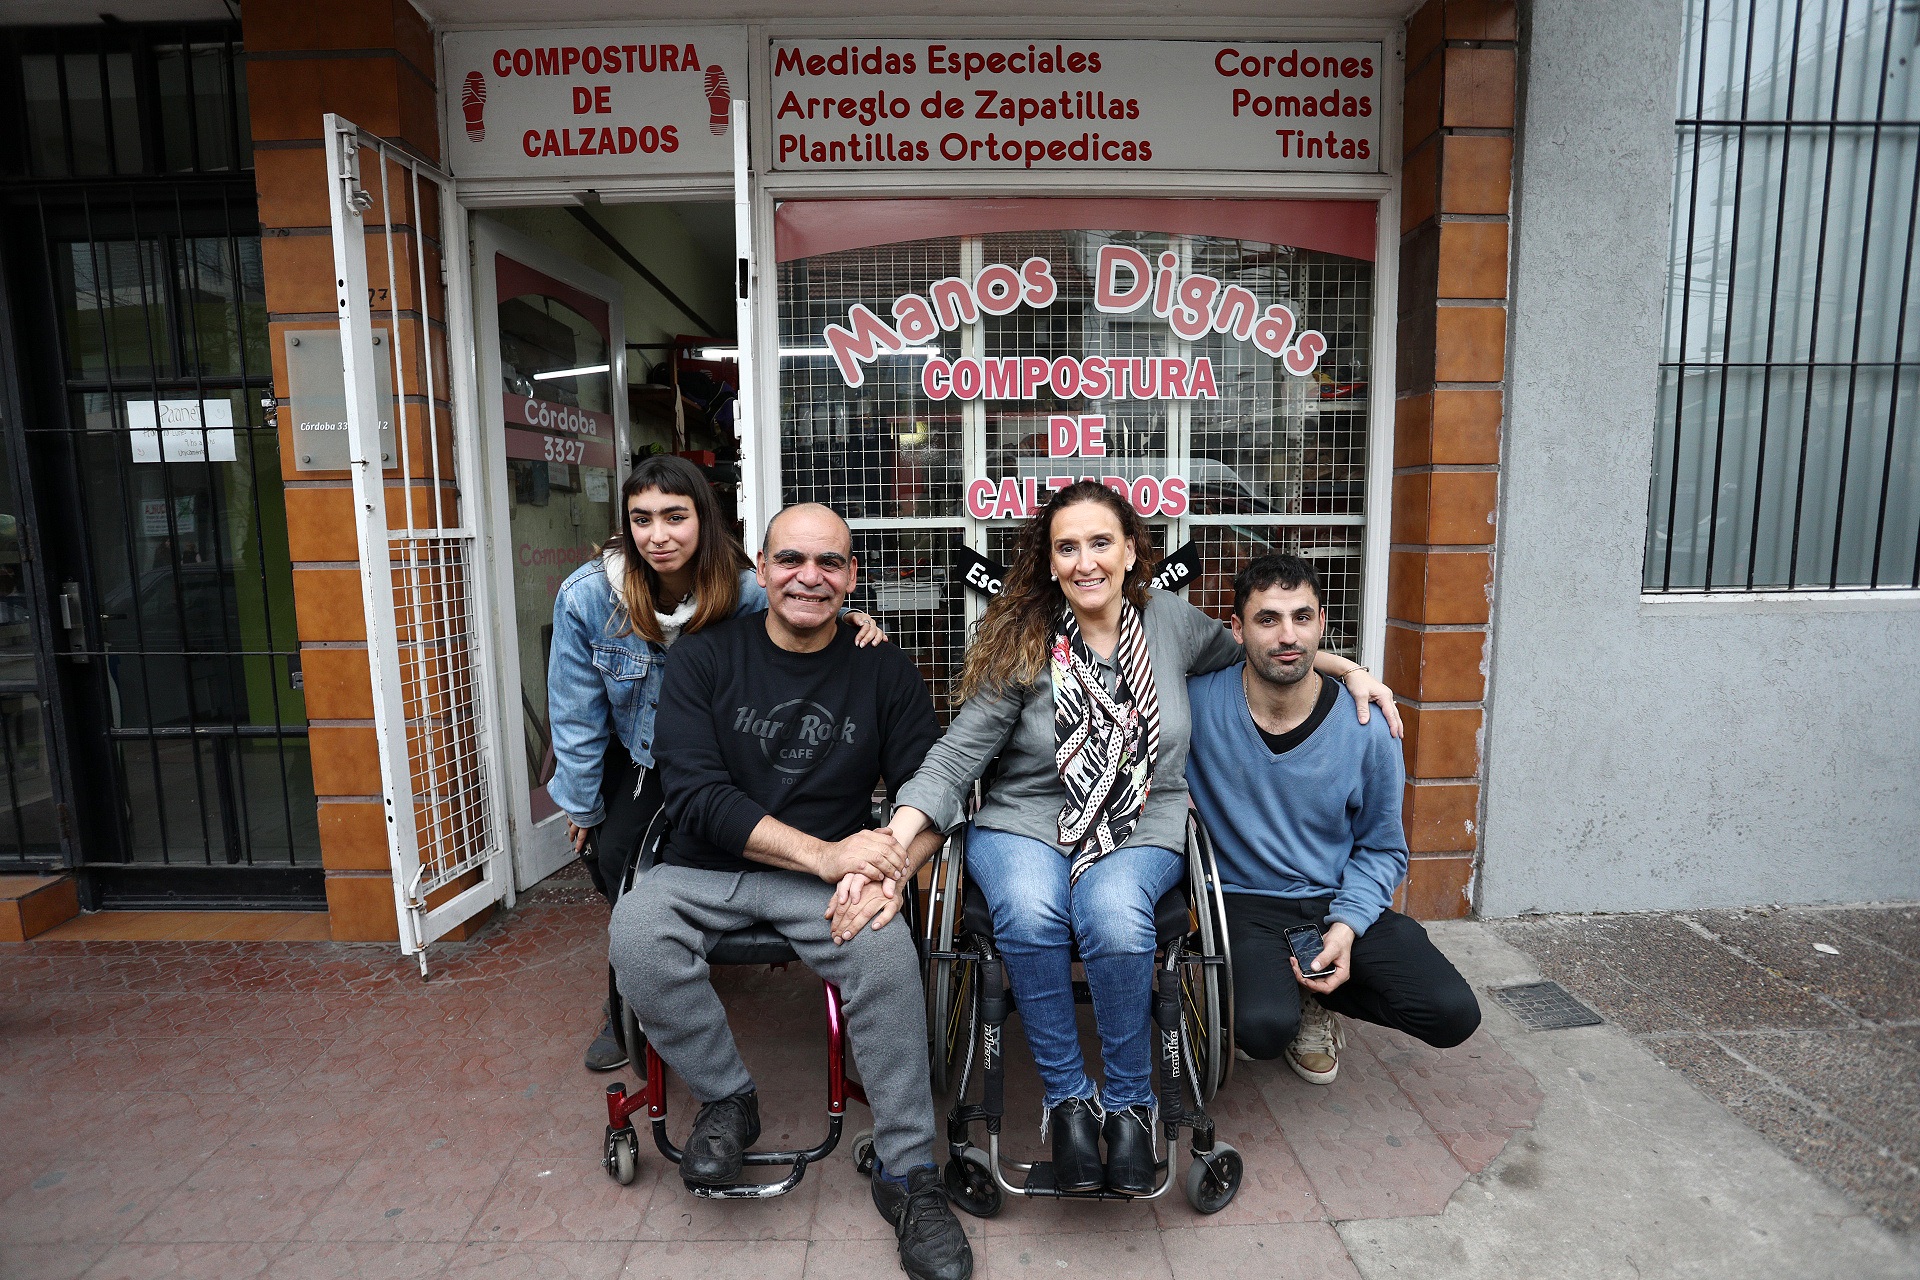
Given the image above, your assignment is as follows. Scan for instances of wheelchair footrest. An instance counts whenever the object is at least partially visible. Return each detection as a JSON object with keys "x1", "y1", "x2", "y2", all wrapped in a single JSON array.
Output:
[
  {"x1": 685, "y1": 1157, "x2": 810, "y2": 1199},
  {"x1": 1019, "y1": 1161, "x2": 1144, "y2": 1199}
]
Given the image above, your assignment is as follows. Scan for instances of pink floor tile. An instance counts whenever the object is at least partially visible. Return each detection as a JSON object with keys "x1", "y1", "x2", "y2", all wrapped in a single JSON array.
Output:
[
  {"x1": 125, "y1": 1154, "x2": 352, "y2": 1244},
  {"x1": 301, "y1": 1152, "x2": 511, "y2": 1243},
  {"x1": 1160, "y1": 1221, "x2": 1362, "y2": 1280},
  {"x1": 799, "y1": 1234, "x2": 910, "y2": 1280},
  {"x1": 468, "y1": 1156, "x2": 664, "y2": 1244},
  {"x1": 0, "y1": 1242, "x2": 110, "y2": 1280},
  {"x1": 1257, "y1": 1038, "x2": 1467, "y2": 1221},
  {"x1": 638, "y1": 1164, "x2": 822, "y2": 1243},
  {"x1": 982, "y1": 1225, "x2": 1172, "y2": 1278},
  {"x1": 620, "y1": 1239, "x2": 808, "y2": 1280},
  {"x1": 74, "y1": 1242, "x2": 282, "y2": 1279},
  {"x1": 0, "y1": 1156, "x2": 197, "y2": 1247},
  {"x1": 441, "y1": 1240, "x2": 632, "y2": 1279},
  {"x1": 1150, "y1": 1072, "x2": 1324, "y2": 1230},
  {"x1": 270, "y1": 1241, "x2": 459, "y2": 1278}
]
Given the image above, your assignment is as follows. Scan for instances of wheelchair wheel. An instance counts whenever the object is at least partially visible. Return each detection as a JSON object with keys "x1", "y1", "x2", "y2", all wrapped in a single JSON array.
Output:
[
  {"x1": 618, "y1": 996, "x2": 645, "y2": 1072},
  {"x1": 944, "y1": 1147, "x2": 1002, "y2": 1218},
  {"x1": 1183, "y1": 812, "x2": 1235, "y2": 1103},
  {"x1": 604, "y1": 1126, "x2": 640, "y2": 1186},
  {"x1": 923, "y1": 830, "x2": 973, "y2": 1095},
  {"x1": 852, "y1": 1129, "x2": 877, "y2": 1177},
  {"x1": 1182, "y1": 1143, "x2": 1241, "y2": 1214}
]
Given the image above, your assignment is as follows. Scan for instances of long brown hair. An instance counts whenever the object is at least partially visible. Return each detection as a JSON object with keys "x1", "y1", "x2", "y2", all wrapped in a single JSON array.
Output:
[
  {"x1": 608, "y1": 455, "x2": 751, "y2": 643},
  {"x1": 955, "y1": 481, "x2": 1155, "y2": 702}
]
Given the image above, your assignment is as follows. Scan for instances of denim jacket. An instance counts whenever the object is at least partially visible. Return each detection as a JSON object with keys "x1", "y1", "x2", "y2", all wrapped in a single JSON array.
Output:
[{"x1": 546, "y1": 551, "x2": 766, "y2": 827}]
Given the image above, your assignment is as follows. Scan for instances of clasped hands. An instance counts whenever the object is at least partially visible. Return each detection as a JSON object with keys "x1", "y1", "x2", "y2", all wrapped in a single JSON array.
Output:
[{"x1": 818, "y1": 824, "x2": 912, "y2": 945}]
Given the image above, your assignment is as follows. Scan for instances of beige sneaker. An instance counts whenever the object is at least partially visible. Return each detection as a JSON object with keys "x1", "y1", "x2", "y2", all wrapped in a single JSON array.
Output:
[{"x1": 1286, "y1": 994, "x2": 1345, "y2": 1085}]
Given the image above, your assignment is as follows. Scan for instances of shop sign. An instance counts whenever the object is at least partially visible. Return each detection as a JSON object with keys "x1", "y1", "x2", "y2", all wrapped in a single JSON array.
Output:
[
  {"x1": 769, "y1": 39, "x2": 1381, "y2": 172},
  {"x1": 127, "y1": 399, "x2": 235, "y2": 465},
  {"x1": 815, "y1": 245, "x2": 1328, "y2": 522},
  {"x1": 441, "y1": 26, "x2": 750, "y2": 179},
  {"x1": 284, "y1": 328, "x2": 395, "y2": 471}
]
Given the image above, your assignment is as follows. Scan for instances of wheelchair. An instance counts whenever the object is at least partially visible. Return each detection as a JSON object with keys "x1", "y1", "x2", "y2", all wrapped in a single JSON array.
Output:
[
  {"x1": 916, "y1": 807, "x2": 1242, "y2": 1215},
  {"x1": 598, "y1": 811, "x2": 915, "y2": 1198}
]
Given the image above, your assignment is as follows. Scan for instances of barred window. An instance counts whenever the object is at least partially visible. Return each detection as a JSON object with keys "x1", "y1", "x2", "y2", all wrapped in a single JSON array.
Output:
[{"x1": 1648, "y1": 0, "x2": 1920, "y2": 592}]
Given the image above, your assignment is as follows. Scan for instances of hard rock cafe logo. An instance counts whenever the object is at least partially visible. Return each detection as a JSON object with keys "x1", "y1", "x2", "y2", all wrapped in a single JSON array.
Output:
[{"x1": 733, "y1": 700, "x2": 856, "y2": 775}]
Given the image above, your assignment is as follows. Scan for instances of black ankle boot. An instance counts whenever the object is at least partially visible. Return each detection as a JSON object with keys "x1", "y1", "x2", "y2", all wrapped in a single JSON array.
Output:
[
  {"x1": 1102, "y1": 1104, "x2": 1155, "y2": 1195},
  {"x1": 1048, "y1": 1097, "x2": 1103, "y2": 1191}
]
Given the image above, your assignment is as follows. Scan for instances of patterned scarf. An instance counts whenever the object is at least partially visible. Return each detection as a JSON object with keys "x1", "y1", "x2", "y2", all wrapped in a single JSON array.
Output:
[{"x1": 1052, "y1": 603, "x2": 1162, "y2": 884}]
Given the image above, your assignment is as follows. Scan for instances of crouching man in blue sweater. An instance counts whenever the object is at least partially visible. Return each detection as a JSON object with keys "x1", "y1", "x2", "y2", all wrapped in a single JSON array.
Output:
[{"x1": 1187, "y1": 554, "x2": 1480, "y2": 1085}]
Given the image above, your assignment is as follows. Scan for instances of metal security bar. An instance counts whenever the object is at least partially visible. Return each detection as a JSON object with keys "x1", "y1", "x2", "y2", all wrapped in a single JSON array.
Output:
[
  {"x1": 1650, "y1": 0, "x2": 1920, "y2": 591},
  {"x1": 324, "y1": 114, "x2": 508, "y2": 965},
  {"x1": 4, "y1": 22, "x2": 251, "y2": 179},
  {"x1": 4, "y1": 180, "x2": 318, "y2": 886}
]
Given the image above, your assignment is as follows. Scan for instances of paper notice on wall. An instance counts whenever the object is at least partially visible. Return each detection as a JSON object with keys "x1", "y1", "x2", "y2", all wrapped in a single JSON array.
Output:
[
  {"x1": 584, "y1": 469, "x2": 612, "y2": 503},
  {"x1": 128, "y1": 399, "x2": 236, "y2": 464}
]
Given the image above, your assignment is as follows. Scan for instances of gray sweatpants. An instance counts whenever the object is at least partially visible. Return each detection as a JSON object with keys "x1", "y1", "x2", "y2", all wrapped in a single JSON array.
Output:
[{"x1": 609, "y1": 862, "x2": 936, "y2": 1173}]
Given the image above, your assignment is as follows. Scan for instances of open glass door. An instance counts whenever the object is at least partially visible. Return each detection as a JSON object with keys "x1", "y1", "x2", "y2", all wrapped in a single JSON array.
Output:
[
  {"x1": 470, "y1": 221, "x2": 628, "y2": 891},
  {"x1": 323, "y1": 114, "x2": 510, "y2": 967}
]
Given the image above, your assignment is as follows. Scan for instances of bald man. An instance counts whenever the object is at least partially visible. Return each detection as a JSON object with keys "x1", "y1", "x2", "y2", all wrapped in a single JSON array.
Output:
[{"x1": 611, "y1": 505, "x2": 970, "y2": 1280}]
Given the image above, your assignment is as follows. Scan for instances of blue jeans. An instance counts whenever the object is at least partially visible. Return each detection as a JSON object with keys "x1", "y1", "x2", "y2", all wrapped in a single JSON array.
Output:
[{"x1": 964, "y1": 825, "x2": 1185, "y2": 1114}]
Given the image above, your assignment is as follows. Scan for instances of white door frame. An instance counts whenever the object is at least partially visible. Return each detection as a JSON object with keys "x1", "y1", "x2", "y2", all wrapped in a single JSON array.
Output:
[{"x1": 469, "y1": 218, "x2": 630, "y2": 891}]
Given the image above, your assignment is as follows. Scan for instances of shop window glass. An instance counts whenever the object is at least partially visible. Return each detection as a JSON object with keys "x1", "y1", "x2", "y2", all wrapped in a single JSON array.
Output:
[{"x1": 776, "y1": 206, "x2": 1374, "y2": 703}]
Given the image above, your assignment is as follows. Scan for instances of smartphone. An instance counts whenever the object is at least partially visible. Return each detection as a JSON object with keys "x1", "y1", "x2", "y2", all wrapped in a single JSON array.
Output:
[{"x1": 1284, "y1": 925, "x2": 1337, "y2": 980}]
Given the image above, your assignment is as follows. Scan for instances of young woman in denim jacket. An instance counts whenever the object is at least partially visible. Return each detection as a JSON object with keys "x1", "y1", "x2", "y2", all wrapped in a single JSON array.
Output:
[{"x1": 548, "y1": 455, "x2": 887, "y2": 1070}]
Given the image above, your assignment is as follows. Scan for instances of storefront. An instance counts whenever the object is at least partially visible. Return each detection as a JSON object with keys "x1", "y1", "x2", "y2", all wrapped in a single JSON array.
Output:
[{"x1": 319, "y1": 23, "x2": 1405, "y2": 955}]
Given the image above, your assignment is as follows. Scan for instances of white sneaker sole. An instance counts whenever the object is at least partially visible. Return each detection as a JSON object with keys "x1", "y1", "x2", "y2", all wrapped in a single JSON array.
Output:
[{"x1": 1285, "y1": 1050, "x2": 1338, "y2": 1086}]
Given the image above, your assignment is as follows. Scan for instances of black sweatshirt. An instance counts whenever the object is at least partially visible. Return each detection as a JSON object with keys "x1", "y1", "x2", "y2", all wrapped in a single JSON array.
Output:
[{"x1": 654, "y1": 611, "x2": 941, "y2": 875}]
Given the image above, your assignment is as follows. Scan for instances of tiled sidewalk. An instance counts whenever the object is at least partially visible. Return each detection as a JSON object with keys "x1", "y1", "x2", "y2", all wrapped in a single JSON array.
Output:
[{"x1": 0, "y1": 881, "x2": 1540, "y2": 1279}]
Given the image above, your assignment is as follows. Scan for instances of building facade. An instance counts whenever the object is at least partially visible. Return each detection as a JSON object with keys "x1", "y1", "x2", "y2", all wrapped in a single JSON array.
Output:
[{"x1": 0, "y1": 0, "x2": 1910, "y2": 949}]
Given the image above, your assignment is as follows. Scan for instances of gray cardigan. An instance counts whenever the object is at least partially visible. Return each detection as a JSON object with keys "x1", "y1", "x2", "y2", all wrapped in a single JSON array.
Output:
[{"x1": 895, "y1": 588, "x2": 1243, "y2": 856}]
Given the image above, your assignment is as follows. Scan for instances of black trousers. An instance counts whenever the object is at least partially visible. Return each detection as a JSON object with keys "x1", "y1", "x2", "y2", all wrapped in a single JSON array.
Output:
[
  {"x1": 1225, "y1": 893, "x2": 1482, "y2": 1060},
  {"x1": 583, "y1": 739, "x2": 667, "y2": 904}
]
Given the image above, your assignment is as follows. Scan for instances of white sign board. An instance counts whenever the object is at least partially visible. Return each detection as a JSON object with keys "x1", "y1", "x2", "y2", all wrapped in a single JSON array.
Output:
[
  {"x1": 127, "y1": 399, "x2": 235, "y2": 464},
  {"x1": 768, "y1": 39, "x2": 1382, "y2": 172},
  {"x1": 441, "y1": 27, "x2": 751, "y2": 179}
]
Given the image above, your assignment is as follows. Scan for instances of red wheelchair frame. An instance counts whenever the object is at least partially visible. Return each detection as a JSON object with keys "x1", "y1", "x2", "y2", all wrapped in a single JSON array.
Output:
[{"x1": 598, "y1": 812, "x2": 915, "y2": 1198}]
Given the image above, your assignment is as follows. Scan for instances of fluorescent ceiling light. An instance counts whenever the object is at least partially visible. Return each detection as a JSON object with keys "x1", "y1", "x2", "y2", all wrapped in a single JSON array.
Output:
[
  {"x1": 532, "y1": 363, "x2": 610, "y2": 380},
  {"x1": 777, "y1": 347, "x2": 939, "y2": 358}
]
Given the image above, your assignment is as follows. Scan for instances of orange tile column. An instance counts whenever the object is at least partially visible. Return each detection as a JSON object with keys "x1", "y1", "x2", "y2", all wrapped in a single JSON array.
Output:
[
  {"x1": 245, "y1": 3, "x2": 486, "y2": 942},
  {"x1": 1389, "y1": 0, "x2": 1516, "y2": 919}
]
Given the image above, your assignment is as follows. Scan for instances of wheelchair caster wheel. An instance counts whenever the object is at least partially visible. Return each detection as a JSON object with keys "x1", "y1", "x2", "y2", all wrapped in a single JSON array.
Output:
[
  {"x1": 944, "y1": 1147, "x2": 1002, "y2": 1218},
  {"x1": 1182, "y1": 1143, "x2": 1241, "y2": 1214},
  {"x1": 852, "y1": 1129, "x2": 876, "y2": 1177},
  {"x1": 604, "y1": 1126, "x2": 640, "y2": 1186}
]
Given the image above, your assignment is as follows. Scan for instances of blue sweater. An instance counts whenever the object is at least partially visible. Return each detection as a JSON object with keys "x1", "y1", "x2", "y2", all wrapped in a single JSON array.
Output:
[{"x1": 1185, "y1": 664, "x2": 1409, "y2": 935}]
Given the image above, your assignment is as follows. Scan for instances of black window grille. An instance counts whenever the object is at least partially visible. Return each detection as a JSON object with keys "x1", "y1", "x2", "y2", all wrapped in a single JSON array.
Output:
[
  {"x1": 3, "y1": 22, "x2": 251, "y2": 179},
  {"x1": 1649, "y1": 0, "x2": 1920, "y2": 591}
]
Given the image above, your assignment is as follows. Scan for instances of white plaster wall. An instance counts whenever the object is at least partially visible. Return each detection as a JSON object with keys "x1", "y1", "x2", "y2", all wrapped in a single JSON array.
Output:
[{"x1": 1479, "y1": 0, "x2": 1920, "y2": 915}]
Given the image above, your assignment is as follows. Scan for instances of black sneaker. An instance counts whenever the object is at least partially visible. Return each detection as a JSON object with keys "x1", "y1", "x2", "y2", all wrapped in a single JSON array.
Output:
[
  {"x1": 680, "y1": 1090, "x2": 760, "y2": 1187},
  {"x1": 584, "y1": 1015, "x2": 628, "y2": 1072},
  {"x1": 871, "y1": 1163, "x2": 973, "y2": 1280}
]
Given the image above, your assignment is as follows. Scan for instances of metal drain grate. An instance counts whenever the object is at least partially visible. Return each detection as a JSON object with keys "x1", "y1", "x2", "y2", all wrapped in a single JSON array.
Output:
[{"x1": 1488, "y1": 982, "x2": 1604, "y2": 1030}]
